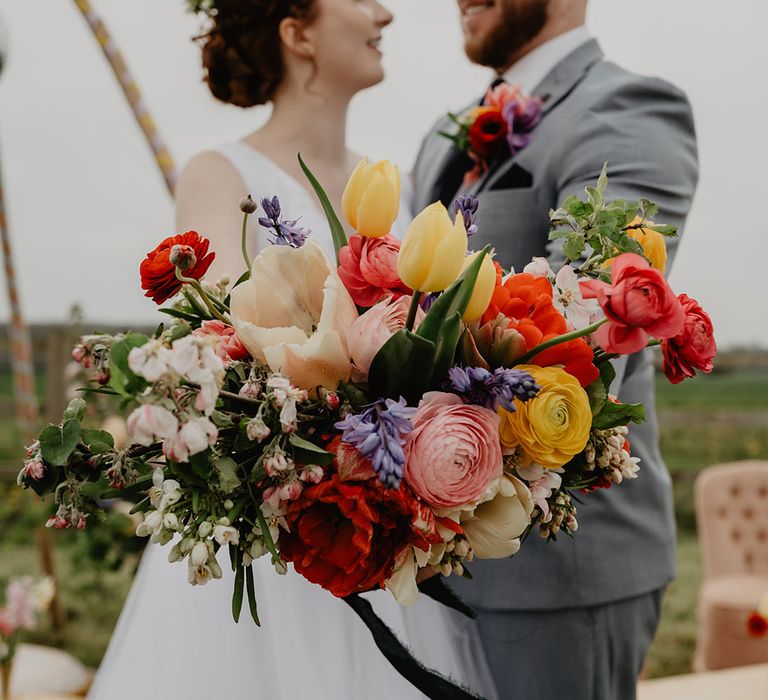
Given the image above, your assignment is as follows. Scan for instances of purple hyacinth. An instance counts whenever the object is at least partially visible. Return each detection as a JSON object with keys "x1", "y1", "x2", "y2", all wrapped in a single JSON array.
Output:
[
  {"x1": 334, "y1": 397, "x2": 416, "y2": 489},
  {"x1": 447, "y1": 366, "x2": 539, "y2": 413},
  {"x1": 452, "y1": 194, "x2": 479, "y2": 237},
  {"x1": 258, "y1": 195, "x2": 310, "y2": 248},
  {"x1": 501, "y1": 97, "x2": 543, "y2": 156}
]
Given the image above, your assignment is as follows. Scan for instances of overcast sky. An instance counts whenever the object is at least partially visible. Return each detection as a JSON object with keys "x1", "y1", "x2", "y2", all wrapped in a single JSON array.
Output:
[{"x1": 0, "y1": 0, "x2": 766, "y2": 348}]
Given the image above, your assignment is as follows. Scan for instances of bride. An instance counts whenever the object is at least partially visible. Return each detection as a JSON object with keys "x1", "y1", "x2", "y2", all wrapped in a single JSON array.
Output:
[{"x1": 88, "y1": 1, "x2": 497, "y2": 698}]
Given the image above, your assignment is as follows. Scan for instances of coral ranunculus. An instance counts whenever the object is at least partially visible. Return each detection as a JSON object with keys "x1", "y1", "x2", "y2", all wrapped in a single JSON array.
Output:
[
  {"x1": 337, "y1": 233, "x2": 410, "y2": 307},
  {"x1": 279, "y1": 474, "x2": 439, "y2": 598},
  {"x1": 404, "y1": 392, "x2": 503, "y2": 509},
  {"x1": 661, "y1": 294, "x2": 716, "y2": 384},
  {"x1": 140, "y1": 231, "x2": 215, "y2": 305},
  {"x1": 580, "y1": 253, "x2": 684, "y2": 355},
  {"x1": 499, "y1": 365, "x2": 592, "y2": 469}
]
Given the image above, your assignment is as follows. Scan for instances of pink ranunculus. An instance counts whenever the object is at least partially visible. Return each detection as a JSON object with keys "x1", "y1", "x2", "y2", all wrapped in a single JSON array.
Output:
[
  {"x1": 346, "y1": 295, "x2": 425, "y2": 376},
  {"x1": 580, "y1": 253, "x2": 684, "y2": 354},
  {"x1": 661, "y1": 294, "x2": 717, "y2": 384},
  {"x1": 338, "y1": 233, "x2": 410, "y2": 307},
  {"x1": 194, "y1": 320, "x2": 249, "y2": 363},
  {"x1": 404, "y1": 392, "x2": 503, "y2": 509}
]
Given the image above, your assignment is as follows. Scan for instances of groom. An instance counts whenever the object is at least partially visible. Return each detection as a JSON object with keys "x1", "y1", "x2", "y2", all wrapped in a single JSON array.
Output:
[{"x1": 412, "y1": 1, "x2": 698, "y2": 698}]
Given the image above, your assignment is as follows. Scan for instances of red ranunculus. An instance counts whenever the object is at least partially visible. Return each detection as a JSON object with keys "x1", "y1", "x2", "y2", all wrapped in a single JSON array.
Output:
[
  {"x1": 337, "y1": 233, "x2": 410, "y2": 307},
  {"x1": 468, "y1": 108, "x2": 508, "y2": 159},
  {"x1": 580, "y1": 253, "x2": 684, "y2": 355},
  {"x1": 661, "y1": 294, "x2": 716, "y2": 384},
  {"x1": 140, "y1": 231, "x2": 215, "y2": 305},
  {"x1": 747, "y1": 612, "x2": 768, "y2": 637},
  {"x1": 279, "y1": 473, "x2": 441, "y2": 598}
]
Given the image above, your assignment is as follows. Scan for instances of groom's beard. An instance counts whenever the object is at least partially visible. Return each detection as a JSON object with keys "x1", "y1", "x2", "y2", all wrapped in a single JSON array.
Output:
[{"x1": 464, "y1": 0, "x2": 550, "y2": 70}]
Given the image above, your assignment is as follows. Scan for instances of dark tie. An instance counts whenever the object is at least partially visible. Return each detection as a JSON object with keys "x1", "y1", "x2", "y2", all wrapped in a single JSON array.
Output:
[{"x1": 433, "y1": 77, "x2": 506, "y2": 208}]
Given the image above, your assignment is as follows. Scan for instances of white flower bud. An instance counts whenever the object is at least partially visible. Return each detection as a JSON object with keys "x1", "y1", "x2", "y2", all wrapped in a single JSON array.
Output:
[
  {"x1": 198, "y1": 521, "x2": 213, "y2": 538},
  {"x1": 191, "y1": 541, "x2": 209, "y2": 567}
]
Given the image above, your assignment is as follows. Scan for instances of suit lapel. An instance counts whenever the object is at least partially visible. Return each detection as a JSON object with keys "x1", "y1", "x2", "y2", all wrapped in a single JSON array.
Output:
[{"x1": 473, "y1": 39, "x2": 604, "y2": 195}]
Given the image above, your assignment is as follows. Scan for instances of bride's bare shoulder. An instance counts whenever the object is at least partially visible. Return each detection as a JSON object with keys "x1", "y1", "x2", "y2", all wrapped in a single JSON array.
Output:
[{"x1": 176, "y1": 149, "x2": 245, "y2": 198}]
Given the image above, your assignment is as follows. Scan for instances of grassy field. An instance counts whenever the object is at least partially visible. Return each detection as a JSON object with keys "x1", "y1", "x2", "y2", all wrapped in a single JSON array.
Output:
[{"x1": 1, "y1": 361, "x2": 767, "y2": 678}]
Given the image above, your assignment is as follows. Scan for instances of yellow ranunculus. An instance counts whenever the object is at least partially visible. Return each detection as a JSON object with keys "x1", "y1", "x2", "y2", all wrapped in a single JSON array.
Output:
[
  {"x1": 498, "y1": 365, "x2": 592, "y2": 469},
  {"x1": 397, "y1": 202, "x2": 468, "y2": 293},
  {"x1": 341, "y1": 157, "x2": 400, "y2": 238},
  {"x1": 461, "y1": 250, "x2": 496, "y2": 322},
  {"x1": 606, "y1": 216, "x2": 667, "y2": 272}
]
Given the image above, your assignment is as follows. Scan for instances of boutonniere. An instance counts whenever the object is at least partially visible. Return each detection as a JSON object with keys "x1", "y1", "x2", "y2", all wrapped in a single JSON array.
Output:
[{"x1": 440, "y1": 82, "x2": 543, "y2": 185}]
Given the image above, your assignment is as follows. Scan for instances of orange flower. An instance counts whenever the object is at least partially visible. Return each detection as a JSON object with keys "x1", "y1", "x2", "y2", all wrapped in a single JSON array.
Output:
[{"x1": 481, "y1": 270, "x2": 598, "y2": 387}]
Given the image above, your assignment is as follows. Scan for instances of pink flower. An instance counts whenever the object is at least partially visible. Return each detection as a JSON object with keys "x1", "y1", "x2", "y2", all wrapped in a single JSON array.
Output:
[
  {"x1": 194, "y1": 320, "x2": 249, "y2": 363},
  {"x1": 404, "y1": 392, "x2": 503, "y2": 509},
  {"x1": 126, "y1": 404, "x2": 179, "y2": 446},
  {"x1": 24, "y1": 459, "x2": 45, "y2": 480},
  {"x1": 580, "y1": 253, "x2": 684, "y2": 354},
  {"x1": 346, "y1": 296, "x2": 425, "y2": 376},
  {"x1": 337, "y1": 233, "x2": 410, "y2": 307},
  {"x1": 163, "y1": 416, "x2": 217, "y2": 463},
  {"x1": 661, "y1": 294, "x2": 717, "y2": 384}
]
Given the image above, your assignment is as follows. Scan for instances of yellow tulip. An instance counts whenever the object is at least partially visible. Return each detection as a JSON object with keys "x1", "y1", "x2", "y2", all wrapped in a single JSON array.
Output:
[
  {"x1": 605, "y1": 216, "x2": 667, "y2": 273},
  {"x1": 498, "y1": 365, "x2": 592, "y2": 469},
  {"x1": 397, "y1": 202, "x2": 468, "y2": 293},
  {"x1": 341, "y1": 157, "x2": 400, "y2": 238},
  {"x1": 461, "y1": 250, "x2": 496, "y2": 322}
]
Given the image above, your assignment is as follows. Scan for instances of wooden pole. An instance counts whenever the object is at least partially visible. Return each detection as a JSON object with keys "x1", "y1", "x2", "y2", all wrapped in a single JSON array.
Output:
[{"x1": 72, "y1": 0, "x2": 178, "y2": 196}]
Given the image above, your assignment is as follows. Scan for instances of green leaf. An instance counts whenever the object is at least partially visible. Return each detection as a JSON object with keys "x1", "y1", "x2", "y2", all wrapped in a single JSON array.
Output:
[
  {"x1": 215, "y1": 457, "x2": 241, "y2": 494},
  {"x1": 190, "y1": 450, "x2": 213, "y2": 480},
  {"x1": 81, "y1": 429, "x2": 115, "y2": 455},
  {"x1": 592, "y1": 401, "x2": 646, "y2": 430},
  {"x1": 431, "y1": 312, "x2": 463, "y2": 388},
  {"x1": 563, "y1": 233, "x2": 585, "y2": 260},
  {"x1": 585, "y1": 186, "x2": 604, "y2": 213},
  {"x1": 158, "y1": 307, "x2": 200, "y2": 323},
  {"x1": 63, "y1": 397, "x2": 87, "y2": 422},
  {"x1": 39, "y1": 419, "x2": 82, "y2": 466},
  {"x1": 154, "y1": 322, "x2": 165, "y2": 339},
  {"x1": 232, "y1": 562, "x2": 245, "y2": 623},
  {"x1": 169, "y1": 322, "x2": 192, "y2": 342},
  {"x1": 646, "y1": 224, "x2": 677, "y2": 237},
  {"x1": 288, "y1": 434, "x2": 335, "y2": 466},
  {"x1": 298, "y1": 153, "x2": 347, "y2": 262},
  {"x1": 108, "y1": 333, "x2": 149, "y2": 397},
  {"x1": 596, "y1": 162, "x2": 609, "y2": 195},
  {"x1": 245, "y1": 564, "x2": 260, "y2": 626},
  {"x1": 368, "y1": 329, "x2": 436, "y2": 404}
]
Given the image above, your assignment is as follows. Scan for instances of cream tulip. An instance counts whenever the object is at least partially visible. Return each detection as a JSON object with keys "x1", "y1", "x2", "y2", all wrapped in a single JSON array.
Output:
[
  {"x1": 397, "y1": 203, "x2": 468, "y2": 293},
  {"x1": 461, "y1": 250, "x2": 496, "y2": 322},
  {"x1": 461, "y1": 475, "x2": 534, "y2": 559},
  {"x1": 342, "y1": 158, "x2": 401, "y2": 238},
  {"x1": 230, "y1": 241, "x2": 358, "y2": 391}
]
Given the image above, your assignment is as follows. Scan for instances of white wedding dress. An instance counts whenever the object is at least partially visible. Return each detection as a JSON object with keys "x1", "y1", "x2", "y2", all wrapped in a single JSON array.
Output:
[{"x1": 88, "y1": 142, "x2": 498, "y2": 700}]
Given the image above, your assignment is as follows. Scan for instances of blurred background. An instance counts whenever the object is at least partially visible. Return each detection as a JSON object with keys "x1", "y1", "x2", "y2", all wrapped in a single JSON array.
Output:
[{"x1": 0, "y1": 0, "x2": 766, "y2": 694}]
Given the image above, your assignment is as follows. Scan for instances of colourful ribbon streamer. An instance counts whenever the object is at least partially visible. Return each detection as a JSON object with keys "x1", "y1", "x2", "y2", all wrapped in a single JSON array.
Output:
[
  {"x1": 0, "y1": 146, "x2": 39, "y2": 444},
  {"x1": 72, "y1": 0, "x2": 178, "y2": 196}
]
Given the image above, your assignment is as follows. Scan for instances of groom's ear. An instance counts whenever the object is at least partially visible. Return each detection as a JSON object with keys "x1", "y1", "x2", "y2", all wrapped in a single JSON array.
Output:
[{"x1": 279, "y1": 17, "x2": 316, "y2": 60}]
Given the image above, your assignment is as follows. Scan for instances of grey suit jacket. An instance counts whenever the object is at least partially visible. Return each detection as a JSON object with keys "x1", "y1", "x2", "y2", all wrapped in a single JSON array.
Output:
[{"x1": 412, "y1": 40, "x2": 698, "y2": 610}]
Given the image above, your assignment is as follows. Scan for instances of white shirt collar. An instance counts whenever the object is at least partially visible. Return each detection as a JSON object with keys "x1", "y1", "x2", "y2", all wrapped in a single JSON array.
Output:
[{"x1": 500, "y1": 25, "x2": 591, "y2": 94}]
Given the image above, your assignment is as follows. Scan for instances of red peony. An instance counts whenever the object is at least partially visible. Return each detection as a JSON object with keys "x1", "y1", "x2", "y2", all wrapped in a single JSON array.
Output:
[
  {"x1": 337, "y1": 233, "x2": 410, "y2": 307},
  {"x1": 580, "y1": 253, "x2": 684, "y2": 355},
  {"x1": 468, "y1": 108, "x2": 508, "y2": 159},
  {"x1": 140, "y1": 231, "x2": 215, "y2": 305},
  {"x1": 481, "y1": 269, "x2": 598, "y2": 387},
  {"x1": 279, "y1": 473, "x2": 441, "y2": 598},
  {"x1": 661, "y1": 294, "x2": 716, "y2": 384},
  {"x1": 747, "y1": 612, "x2": 768, "y2": 637}
]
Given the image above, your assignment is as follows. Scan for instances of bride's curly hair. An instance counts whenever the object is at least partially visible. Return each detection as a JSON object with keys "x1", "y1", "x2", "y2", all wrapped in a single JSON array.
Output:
[{"x1": 198, "y1": 0, "x2": 318, "y2": 107}]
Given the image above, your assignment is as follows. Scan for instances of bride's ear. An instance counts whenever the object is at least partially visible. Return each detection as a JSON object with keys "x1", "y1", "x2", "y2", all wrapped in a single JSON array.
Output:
[{"x1": 278, "y1": 17, "x2": 316, "y2": 60}]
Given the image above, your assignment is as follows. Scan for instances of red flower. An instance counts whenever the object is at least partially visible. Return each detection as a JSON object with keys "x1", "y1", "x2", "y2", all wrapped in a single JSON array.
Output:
[
  {"x1": 661, "y1": 294, "x2": 716, "y2": 384},
  {"x1": 468, "y1": 108, "x2": 508, "y2": 159},
  {"x1": 337, "y1": 233, "x2": 410, "y2": 307},
  {"x1": 279, "y1": 474, "x2": 441, "y2": 598},
  {"x1": 140, "y1": 231, "x2": 215, "y2": 305},
  {"x1": 747, "y1": 612, "x2": 768, "y2": 637},
  {"x1": 580, "y1": 253, "x2": 684, "y2": 354},
  {"x1": 481, "y1": 270, "x2": 598, "y2": 387}
]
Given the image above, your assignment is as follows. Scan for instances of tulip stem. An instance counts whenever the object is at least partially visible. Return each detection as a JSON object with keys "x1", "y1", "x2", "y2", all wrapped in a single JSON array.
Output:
[
  {"x1": 175, "y1": 269, "x2": 231, "y2": 324},
  {"x1": 241, "y1": 212, "x2": 252, "y2": 277},
  {"x1": 517, "y1": 318, "x2": 607, "y2": 365},
  {"x1": 405, "y1": 292, "x2": 423, "y2": 332}
]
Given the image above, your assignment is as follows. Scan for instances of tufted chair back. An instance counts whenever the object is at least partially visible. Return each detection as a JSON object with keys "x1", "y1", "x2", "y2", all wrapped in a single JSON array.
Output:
[{"x1": 695, "y1": 460, "x2": 768, "y2": 579}]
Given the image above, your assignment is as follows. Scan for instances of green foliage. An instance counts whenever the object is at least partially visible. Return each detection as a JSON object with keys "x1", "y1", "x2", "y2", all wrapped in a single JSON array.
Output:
[
  {"x1": 368, "y1": 329, "x2": 436, "y2": 404},
  {"x1": 591, "y1": 400, "x2": 645, "y2": 430},
  {"x1": 108, "y1": 333, "x2": 149, "y2": 398},
  {"x1": 287, "y1": 434, "x2": 335, "y2": 466},
  {"x1": 298, "y1": 154, "x2": 347, "y2": 261},
  {"x1": 39, "y1": 420, "x2": 82, "y2": 467}
]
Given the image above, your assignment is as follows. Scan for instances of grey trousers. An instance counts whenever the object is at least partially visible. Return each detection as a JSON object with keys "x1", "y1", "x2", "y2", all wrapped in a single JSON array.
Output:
[{"x1": 474, "y1": 588, "x2": 664, "y2": 700}]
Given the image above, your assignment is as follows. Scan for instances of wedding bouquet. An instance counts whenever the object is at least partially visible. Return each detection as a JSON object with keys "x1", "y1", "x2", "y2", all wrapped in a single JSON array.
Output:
[
  {"x1": 17, "y1": 157, "x2": 715, "y2": 689},
  {"x1": 747, "y1": 593, "x2": 768, "y2": 637}
]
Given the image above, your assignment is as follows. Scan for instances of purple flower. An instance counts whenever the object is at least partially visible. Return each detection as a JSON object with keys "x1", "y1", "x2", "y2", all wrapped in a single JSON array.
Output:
[
  {"x1": 334, "y1": 398, "x2": 416, "y2": 488},
  {"x1": 452, "y1": 194, "x2": 479, "y2": 237},
  {"x1": 447, "y1": 366, "x2": 539, "y2": 412},
  {"x1": 258, "y1": 196, "x2": 310, "y2": 248},
  {"x1": 502, "y1": 97, "x2": 543, "y2": 156}
]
